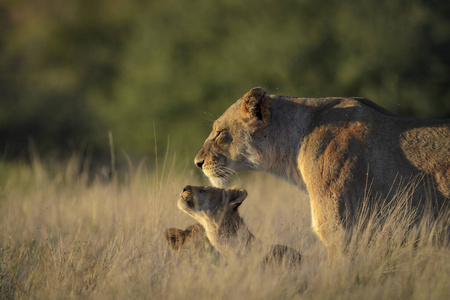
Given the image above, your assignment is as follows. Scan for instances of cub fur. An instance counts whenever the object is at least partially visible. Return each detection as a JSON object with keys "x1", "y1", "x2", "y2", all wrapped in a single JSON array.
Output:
[
  {"x1": 177, "y1": 185, "x2": 301, "y2": 266},
  {"x1": 194, "y1": 87, "x2": 450, "y2": 250}
]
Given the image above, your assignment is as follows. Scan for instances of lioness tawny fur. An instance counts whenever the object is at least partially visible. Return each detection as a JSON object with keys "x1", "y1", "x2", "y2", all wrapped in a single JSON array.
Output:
[{"x1": 194, "y1": 87, "x2": 449, "y2": 252}]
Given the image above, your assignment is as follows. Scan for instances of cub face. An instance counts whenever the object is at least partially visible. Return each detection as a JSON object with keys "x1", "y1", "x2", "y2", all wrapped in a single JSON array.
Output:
[
  {"x1": 194, "y1": 87, "x2": 271, "y2": 187},
  {"x1": 165, "y1": 223, "x2": 205, "y2": 251},
  {"x1": 177, "y1": 185, "x2": 247, "y2": 225}
]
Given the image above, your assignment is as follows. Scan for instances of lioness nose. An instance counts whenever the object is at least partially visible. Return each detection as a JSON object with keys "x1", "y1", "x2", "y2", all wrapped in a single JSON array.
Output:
[{"x1": 194, "y1": 158, "x2": 204, "y2": 170}]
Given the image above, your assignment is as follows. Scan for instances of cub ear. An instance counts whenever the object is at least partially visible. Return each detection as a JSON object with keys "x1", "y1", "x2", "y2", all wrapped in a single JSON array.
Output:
[
  {"x1": 240, "y1": 87, "x2": 271, "y2": 131},
  {"x1": 227, "y1": 187, "x2": 248, "y2": 209},
  {"x1": 165, "y1": 228, "x2": 186, "y2": 250}
]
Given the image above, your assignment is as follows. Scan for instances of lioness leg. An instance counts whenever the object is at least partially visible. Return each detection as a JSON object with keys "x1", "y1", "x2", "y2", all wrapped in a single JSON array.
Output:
[{"x1": 309, "y1": 193, "x2": 348, "y2": 259}]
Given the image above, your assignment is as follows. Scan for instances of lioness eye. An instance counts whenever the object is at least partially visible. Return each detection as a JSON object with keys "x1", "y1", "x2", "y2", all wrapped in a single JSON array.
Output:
[{"x1": 213, "y1": 131, "x2": 223, "y2": 140}]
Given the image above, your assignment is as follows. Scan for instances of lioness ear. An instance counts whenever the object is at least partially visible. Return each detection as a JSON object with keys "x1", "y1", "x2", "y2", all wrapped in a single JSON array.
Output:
[
  {"x1": 240, "y1": 87, "x2": 271, "y2": 131},
  {"x1": 227, "y1": 187, "x2": 248, "y2": 209},
  {"x1": 165, "y1": 228, "x2": 186, "y2": 250}
]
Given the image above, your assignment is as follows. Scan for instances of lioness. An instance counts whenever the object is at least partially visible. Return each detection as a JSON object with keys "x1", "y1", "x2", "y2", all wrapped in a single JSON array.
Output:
[
  {"x1": 194, "y1": 87, "x2": 450, "y2": 250},
  {"x1": 177, "y1": 185, "x2": 301, "y2": 266}
]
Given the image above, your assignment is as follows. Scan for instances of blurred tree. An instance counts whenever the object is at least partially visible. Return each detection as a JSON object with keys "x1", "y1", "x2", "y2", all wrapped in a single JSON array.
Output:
[
  {"x1": 0, "y1": 0, "x2": 135, "y2": 160},
  {"x1": 0, "y1": 0, "x2": 449, "y2": 164}
]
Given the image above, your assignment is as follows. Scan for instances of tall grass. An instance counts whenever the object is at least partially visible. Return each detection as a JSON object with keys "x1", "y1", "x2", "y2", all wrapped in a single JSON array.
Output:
[{"x1": 0, "y1": 156, "x2": 449, "y2": 299}]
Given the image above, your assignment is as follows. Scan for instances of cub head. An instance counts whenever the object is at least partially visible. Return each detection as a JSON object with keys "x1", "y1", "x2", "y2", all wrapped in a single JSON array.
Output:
[
  {"x1": 194, "y1": 87, "x2": 271, "y2": 187},
  {"x1": 165, "y1": 223, "x2": 205, "y2": 251},
  {"x1": 177, "y1": 185, "x2": 248, "y2": 227},
  {"x1": 165, "y1": 228, "x2": 188, "y2": 251}
]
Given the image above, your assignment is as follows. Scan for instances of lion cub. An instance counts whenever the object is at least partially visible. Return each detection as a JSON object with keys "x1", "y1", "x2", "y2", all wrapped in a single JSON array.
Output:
[
  {"x1": 165, "y1": 223, "x2": 206, "y2": 252},
  {"x1": 177, "y1": 185, "x2": 301, "y2": 266}
]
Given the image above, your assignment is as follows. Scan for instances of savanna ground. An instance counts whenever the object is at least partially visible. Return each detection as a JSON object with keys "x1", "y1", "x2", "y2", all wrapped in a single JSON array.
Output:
[{"x1": 0, "y1": 154, "x2": 449, "y2": 299}]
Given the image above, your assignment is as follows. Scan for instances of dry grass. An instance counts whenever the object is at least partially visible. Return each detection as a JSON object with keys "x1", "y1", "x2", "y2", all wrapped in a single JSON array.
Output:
[{"x1": 0, "y1": 156, "x2": 449, "y2": 299}]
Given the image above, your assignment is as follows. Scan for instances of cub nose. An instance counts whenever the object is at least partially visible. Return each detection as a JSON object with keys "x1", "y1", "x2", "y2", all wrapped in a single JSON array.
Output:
[
  {"x1": 182, "y1": 185, "x2": 191, "y2": 193},
  {"x1": 194, "y1": 158, "x2": 204, "y2": 170}
]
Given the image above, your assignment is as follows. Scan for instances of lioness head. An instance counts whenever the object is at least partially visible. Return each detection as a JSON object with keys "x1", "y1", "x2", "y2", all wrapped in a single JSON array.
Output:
[
  {"x1": 194, "y1": 87, "x2": 271, "y2": 187},
  {"x1": 177, "y1": 185, "x2": 248, "y2": 227}
]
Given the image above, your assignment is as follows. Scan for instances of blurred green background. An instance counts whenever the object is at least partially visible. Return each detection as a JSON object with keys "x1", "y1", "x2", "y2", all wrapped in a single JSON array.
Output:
[{"x1": 1, "y1": 0, "x2": 449, "y2": 167}]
